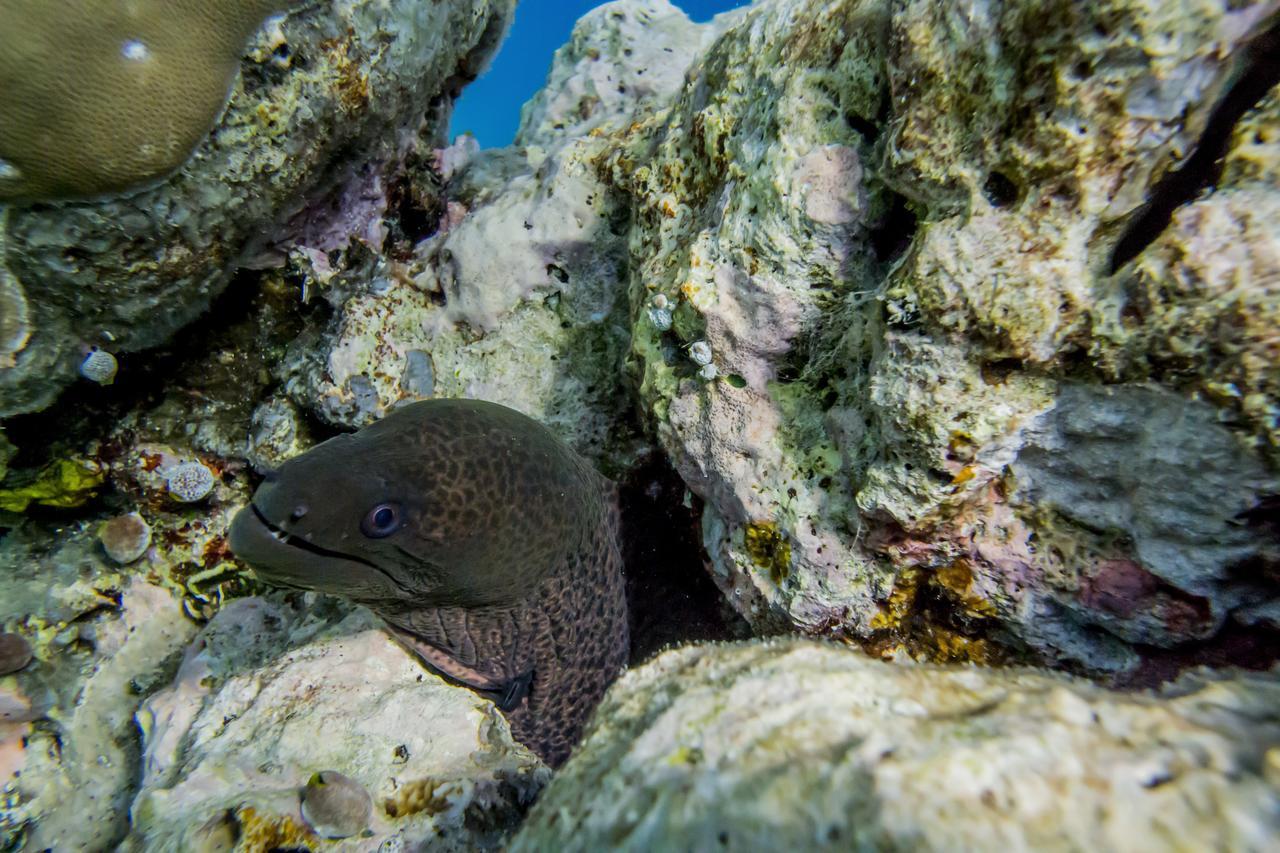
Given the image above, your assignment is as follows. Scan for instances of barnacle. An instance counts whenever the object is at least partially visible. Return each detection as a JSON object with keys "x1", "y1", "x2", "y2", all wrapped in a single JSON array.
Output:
[
  {"x1": 98, "y1": 513, "x2": 152, "y2": 564},
  {"x1": 0, "y1": 0, "x2": 291, "y2": 200},
  {"x1": 300, "y1": 771, "x2": 373, "y2": 839},
  {"x1": 166, "y1": 460, "x2": 216, "y2": 503},
  {"x1": 78, "y1": 348, "x2": 118, "y2": 385}
]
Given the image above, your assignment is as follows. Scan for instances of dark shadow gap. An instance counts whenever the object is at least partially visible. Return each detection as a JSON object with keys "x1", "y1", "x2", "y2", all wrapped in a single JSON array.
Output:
[
  {"x1": 618, "y1": 454, "x2": 751, "y2": 664},
  {"x1": 1108, "y1": 22, "x2": 1280, "y2": 274}
]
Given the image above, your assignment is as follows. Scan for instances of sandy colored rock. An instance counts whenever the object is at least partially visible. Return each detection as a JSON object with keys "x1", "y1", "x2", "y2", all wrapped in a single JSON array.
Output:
[
  {"x1": 126, "y1": 599, "x2": 548, "y2": 851},
  {"x1": 513, "y1": 638, "x2": 1280, "y2": 852},
  {"x1": 587, "y1": 0, "x2": 1280, "y2": 669},
  {"x1": 279, "y1": 2, "x2": 722, "y2": 461},
  {"x1": 1, "y1": 580, "x2": 199, "y2": 851}
]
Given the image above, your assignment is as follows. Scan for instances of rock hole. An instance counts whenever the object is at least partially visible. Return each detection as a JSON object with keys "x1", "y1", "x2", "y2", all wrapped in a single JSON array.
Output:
[
  {"x1": 1107, "y1": 22, "x2": 1280, "y2": 274},
  {"x1": 619, "y1": 455, "x2": 750, "y2": 664},
  {"x1": 982, "y1": 170, "x2": 1020, "y2": 208},
  {"x1": 844, "y1": 111, "x2": 879, "y2": 143},
  {"x1": 870, "y1": 192, "x2": 918, "y2": 263}
]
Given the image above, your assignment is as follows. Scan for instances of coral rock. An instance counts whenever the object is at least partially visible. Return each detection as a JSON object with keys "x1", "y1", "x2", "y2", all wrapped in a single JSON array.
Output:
[
  {"x1": 513, "y1": 639, "x2": 1280, "y2": 851},
  {"x1": 0, "y1": 0, "x2": 289, "y2": 201},
  {"x1": 593, "y1": 0, "x2": 1280, "y2": 669},
  {"x1": 126, "y1": 600, "x2": 549, "y2": 850},
  {"x1": 0, "y1": 0, "x2": 517, "y2": 417}
]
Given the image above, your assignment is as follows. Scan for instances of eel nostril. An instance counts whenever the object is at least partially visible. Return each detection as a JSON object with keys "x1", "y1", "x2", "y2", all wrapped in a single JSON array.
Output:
[{"x1": 291, "y1": 504, "x2": 309, "y2": 522}]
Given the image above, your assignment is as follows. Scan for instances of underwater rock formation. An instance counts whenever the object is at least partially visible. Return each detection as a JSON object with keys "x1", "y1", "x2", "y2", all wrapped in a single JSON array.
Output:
[
  {"x1": 273, "y1": 2, "x2": 720, "y2": 458},
  {"x1": 512, "y1": 638, "x2": 1280, "y2": 851},
  {"x1": 125, "y1": 600, "x2": 547, "y2": 850},
  {"x1": 579, "y1": 0, "x2": 1280, "y2": 670},
  {"x1": 278, "y1": 131, "x2": 638, "y2": 459},
  {"x1": 0, "y1": 0, "x2": 516, "y2": 417},
  {"x1": 1, "y1": 579, "x2": 199, "y2": 850}
]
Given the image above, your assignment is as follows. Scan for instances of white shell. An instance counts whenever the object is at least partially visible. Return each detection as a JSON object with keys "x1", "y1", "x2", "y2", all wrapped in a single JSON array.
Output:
[
  {"x1": 79, "y1": 348, "x2": 118, "y2": 385},
  {"x1": 698, "y1": 363, "x2": 719, "y2": 381},
  {"x1": 648, "y1": 306, "x2": 673, "y2": 330},
  {"x1": 166, "y1": 461, "x2": 216, "y2": 503},
  {"x1": 688, "y1": 340, "x2": 713, "y2": 366}
]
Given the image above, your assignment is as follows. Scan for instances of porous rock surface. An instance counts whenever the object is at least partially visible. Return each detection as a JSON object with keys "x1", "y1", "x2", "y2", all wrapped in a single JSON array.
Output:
[
  {"x1": 0, "y1": 0, "x2": 516, "y2": 417},
  {"x1": 125, "y1": 599, "x2": 548, "y2": 852},
  {"x1": 277, "y1": 0, "x2": 732, "y2": 461},
  {"x1": 590, "y1": 0, "x2": 1280, "y2": 670},
  {"x1": 0, "y1": 578, "x2": 199, "y2": 851},
  {"x1": 512, "y1": 639, "x2": 1280, "y2": 852}
]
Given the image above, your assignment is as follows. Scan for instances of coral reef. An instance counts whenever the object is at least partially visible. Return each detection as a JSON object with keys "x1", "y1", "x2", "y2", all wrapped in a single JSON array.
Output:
[
  {"x1": 0, "y1": 0, "x2": 289, "y2": 200},
  {"x1": 0, "y1": 0, "x2": 1277, "y2": 846},
  {"x1": 272, "y1": 1, "x2": 754, "y2": 464},
  {"x1": 0, "y1": 0, "x2": 517, "y2": 417},
  {"x1": 1, "y1": 580, "x2": 199, "y2": 850},
  {"x1": 513, "y1": 638, "x2": 1280, "y2": 851},
  {"x1": 276, "y1": 131, "x2": 636, "y2": 460},
  {"x1": 588, "y1": 0, "x2": 1280, "y2": 671}
]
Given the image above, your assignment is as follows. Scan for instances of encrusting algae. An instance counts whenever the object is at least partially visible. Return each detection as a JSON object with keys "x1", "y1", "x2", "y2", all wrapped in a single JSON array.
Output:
[{"x1": 0, "y1": 457, "x2": 104, "y2": 512}]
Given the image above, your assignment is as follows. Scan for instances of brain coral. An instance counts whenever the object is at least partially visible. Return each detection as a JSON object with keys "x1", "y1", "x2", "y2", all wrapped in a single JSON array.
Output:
[{"x1": 0, "y1": 0, "x2": 287, "y2": 200}]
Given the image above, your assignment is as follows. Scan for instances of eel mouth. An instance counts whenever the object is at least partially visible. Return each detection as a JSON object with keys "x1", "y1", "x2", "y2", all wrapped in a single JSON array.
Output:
[
  {"x1": 229, "y1": 503, "x2": 412, "y2": 598},
  {"x1": 247, "y1": 503, "x2": 386, "y2": 572}
]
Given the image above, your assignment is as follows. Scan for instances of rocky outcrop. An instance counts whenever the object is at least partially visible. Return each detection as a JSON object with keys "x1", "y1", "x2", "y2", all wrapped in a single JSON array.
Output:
[
  {"x1": 0, "y1": 0, "x2": 516, "y2": 417},
  {"x1": 513, "y1": 639, "x2": 1280, "y2": 851},
  {"x1": 595, "y1": 0, "x2": 1280, "y2": 671},
  {"x1": 125, "y1": 600, "x2": 547, "y2": 851},
  {"x1": 272, "y1": 0, "x2": 736, "y2": 461}
]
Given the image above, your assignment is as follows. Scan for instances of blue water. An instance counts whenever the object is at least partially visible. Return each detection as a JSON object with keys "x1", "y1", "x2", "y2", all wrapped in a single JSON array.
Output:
[{"x1": 451, "y1": 0, "x2": 751, "y2": 148}]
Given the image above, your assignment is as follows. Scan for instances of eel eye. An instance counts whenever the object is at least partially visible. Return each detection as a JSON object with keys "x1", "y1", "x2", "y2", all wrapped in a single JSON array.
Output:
[{"x1": 361, "y1": 502, "x2": 402, "y2": 538}]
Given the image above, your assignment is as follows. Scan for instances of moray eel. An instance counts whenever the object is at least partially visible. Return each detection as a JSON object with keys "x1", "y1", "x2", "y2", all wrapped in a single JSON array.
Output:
[{"x1": 228, "y1": 399, "x2": 629, "y2": 767}]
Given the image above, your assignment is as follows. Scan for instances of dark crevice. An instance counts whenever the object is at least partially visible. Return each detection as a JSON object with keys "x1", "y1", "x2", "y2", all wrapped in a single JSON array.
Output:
[
  {"x1": 870, "y1": 191, "x2": 919, "y2": 263},
  {"x1": 619, "y1": 454, "x2": 751, "y2": 665},
  {"x1": 1108, "y1": 22, "x2": 1280, "y2": 274},
  {"x1": 1116, "y1": 620, "x2": 1280, "y2": 689},
  {"x1": 982, "y1": 170, "x2": 1020, "y2": 208}
]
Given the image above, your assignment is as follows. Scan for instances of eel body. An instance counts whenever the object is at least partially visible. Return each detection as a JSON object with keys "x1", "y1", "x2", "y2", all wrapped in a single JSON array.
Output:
[{"x1": 228, "y1": 399, "x2": 629, "y2": 766}]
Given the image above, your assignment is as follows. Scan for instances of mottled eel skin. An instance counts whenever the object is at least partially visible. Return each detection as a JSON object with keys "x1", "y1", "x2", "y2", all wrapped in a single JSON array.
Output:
[{"x1": 228, "y1": 399, "x2": 629, "y2": 767}]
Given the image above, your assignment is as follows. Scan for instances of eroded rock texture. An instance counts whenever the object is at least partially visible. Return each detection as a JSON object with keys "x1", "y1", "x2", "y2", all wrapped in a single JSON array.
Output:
[
  {"x1": 513, "y1": 639, "x2": 1280, "y2": 852},
  {"x1": 0, "y1": 0, "x2": 516, "y2": 416},
  {"x1": 591, "y1": 0, "x2": 1280, "y2": 671},
  {"x1": 126, "y1": 600, "x2": 547, "y2": 851}
]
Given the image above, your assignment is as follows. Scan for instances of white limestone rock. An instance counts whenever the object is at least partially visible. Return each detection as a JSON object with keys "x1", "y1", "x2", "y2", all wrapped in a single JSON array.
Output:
[
  {"x1": 513, "y1": 639, "x2": 1280, "y2": 852},
  {"x1": 125, "y1": 599, "x2": 548, "y2": 852}
]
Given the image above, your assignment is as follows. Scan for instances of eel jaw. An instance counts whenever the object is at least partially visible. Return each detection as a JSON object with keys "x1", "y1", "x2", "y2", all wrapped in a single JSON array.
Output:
[{"x1": 227, "y1": 502, "x2": 411, "y2": 601}]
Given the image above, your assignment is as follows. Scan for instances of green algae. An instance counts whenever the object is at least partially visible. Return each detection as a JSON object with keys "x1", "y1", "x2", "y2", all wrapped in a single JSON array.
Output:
[
  {"x1": 744, "y1": 521, "x2": 792, "y2": 585},
  {"x1": 0, "y1": 458, "x2": 104, "y2": 512}
]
